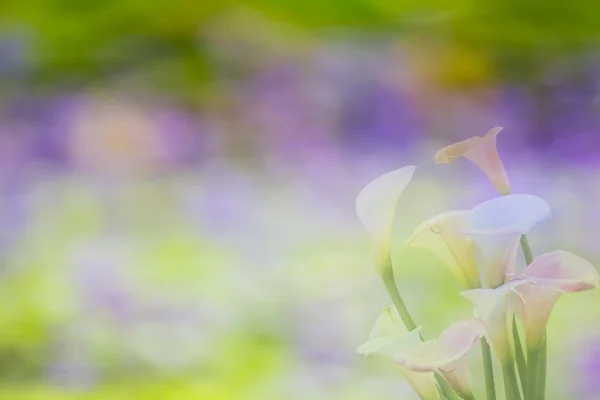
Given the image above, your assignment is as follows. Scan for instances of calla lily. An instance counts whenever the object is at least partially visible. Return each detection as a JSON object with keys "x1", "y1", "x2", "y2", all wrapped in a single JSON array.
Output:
[
  {"x1": 357, "y1": 306, "x2": 439, "y2": 400},
  {"x1": 461, "y1": 280, "x2": 529, "y2": 365},
  {"x1": 397, "y1": 319, "x2": 485, "y2": 400},
  {"x1": 356, "y1": 166, "x2": 417, "y2": 274},
  {"x1": 510, "y1": 250, "x2": 599, "y2": 347},
  {"x1": 405, "y1": 210, "x2": 480, "y2": 289},
  {"x1": 464, "y1": 194, "x2": 551, "y2": 288},
  {"x1": 357, "y1": 306, "x2": 423, "y2": 358},
  {"x1": 435, "y1": 127, "x2": 511, "y2": 195}
]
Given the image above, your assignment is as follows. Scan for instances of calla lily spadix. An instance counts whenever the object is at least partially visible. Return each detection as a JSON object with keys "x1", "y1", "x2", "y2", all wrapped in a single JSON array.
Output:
[
  {"x1": 464, "y1": 194, "x2": 551, "y2": 288},
  {"x1": 435, "y1": 127, "x2": 511, "y2": 195},
  {"x1": 510, "y1": 250, "x2": 599, "y2": 348},
  {"x1": 357, "y1": 306, "x2": 439, "y2": 400},
  {"x1": 396, "y1": 319, "x2": 486, "y2": 400},
  {"x1": 356, "y1": 166, "x2": 417, "y2": 274},
  {"x1": 405, "y1": 210, "x2": 480, "y2": 289}
]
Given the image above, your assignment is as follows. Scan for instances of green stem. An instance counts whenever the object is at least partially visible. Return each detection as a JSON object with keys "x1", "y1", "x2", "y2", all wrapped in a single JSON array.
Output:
[
  {"x1": 380, "y1": 264, "x2": 460, "y2": 400},
  {"x1": 512, "y1": 318, "x2": 527, "y2": 396},
  {"x1": 519, "y1": 235, "x2": 547, "y2": 400},
  {"x1": 525, "y1": 345, "x2": 541, "y2": 400},
  {"x1": 381, "y1": 267, "x2": 418, "y2": 332},
  {"x1": 538, "y1": 335, "x2": 547, "y2": 400},
  {"x1": 436, "y1": 375, "x2": 463, "y2": 400},
  {"x1": 458, "y1": 391, "x2": 476, "y2": 400},
  {"x1": 436, "y1": 384, "x2": 447, "y2": 400},
  {"x1": 502, "y1": 362, "x2": 523, "y2": 400},
  {"x1": 481, "y1": 338, "x2": 496, "y2": 400},
  {"x1": 519, "y1": 235, "x2": 534, "y2": 265}
]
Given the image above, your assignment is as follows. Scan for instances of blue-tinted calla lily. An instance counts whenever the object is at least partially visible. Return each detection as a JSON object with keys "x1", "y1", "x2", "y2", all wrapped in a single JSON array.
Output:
[{"x1": 464, "y1": 194, "x2": 551, "y2": 288}]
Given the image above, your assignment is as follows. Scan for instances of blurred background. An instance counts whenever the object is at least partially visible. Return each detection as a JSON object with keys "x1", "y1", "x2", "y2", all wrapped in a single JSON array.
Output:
[{"x1": 0, "y1": 1, "x2": 599, "y2": 399}]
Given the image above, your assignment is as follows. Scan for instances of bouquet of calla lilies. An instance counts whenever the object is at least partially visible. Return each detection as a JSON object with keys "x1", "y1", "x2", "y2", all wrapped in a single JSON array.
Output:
[{"x1": 355, "y1": 128, "x2": 599, "y2": 400}]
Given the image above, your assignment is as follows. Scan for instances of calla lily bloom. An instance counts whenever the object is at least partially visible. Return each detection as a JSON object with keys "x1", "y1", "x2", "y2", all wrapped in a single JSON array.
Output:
[
  {"x1": 510, "y1": 250, "x2": 599, "y2": 347},
  {"x1": 406, "y1": 210, "x2": 480, "y2": 289},
  {"x1": 464, "y1": 194, "x2": 551, "y2": 288},
  {"x1": 461, "y1": 280, "x2": 529, "y2": 365},
  {"x1": 356, "y1": 166, "x2": 417, "y2": 274},
  {"x1": 435, "y1": 127, "x2": 511, "y2": 195},
  {"x1": 357, "y1": 306, "x2": 422, "y2": 358},
  {"x1": 357, "y1": 306, "x2": 439, "y2": 400},
  {"x1": 397, "y1": 319, "x2": 486, "y2": 400}
]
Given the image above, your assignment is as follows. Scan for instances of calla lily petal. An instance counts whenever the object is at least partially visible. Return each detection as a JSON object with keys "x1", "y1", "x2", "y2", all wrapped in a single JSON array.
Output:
[
  {"x1": 511, "y1": 250, "x2": 599, "y2": 346},
  {"x1": 358, "y1": 306, "x2": 421, "y2": 357},
  {"x1": 406, "y1": 210, "x2": 480, "y2": 289},
  {"x1": 397, "y1": 319, "x2": 485, "y2": 399},
  {"x1": 357, "y1": 310, "x2": 422, "y2": 359},
  {"x1": 357, "y1": 334, "x2": 422, "y2": 358},
  {"x1": 398, "y1": 367, "x2": 440, "y2": 400},
  {"x1": 464, "y1": 194, "x2": 551, "y2": 288},
  {"x1": 358, "y1": 306, "x2": 438, "y2": 400},
  {"x1": 518, "y1": 250, "x2": 599, "y2": 292},
  {"x1": 356, "y1": 166, "x2": 417, "y2": 247},
  {"x1": 398, "y1": 340, "x2": 441, "y2": 372},
  {"x1": 466, "y1": 194, "x2": 551, "y2": 234},
  {"x1": 368, "y1": 304, "x2": 406, "y2": 337},
  {"x1": 512, "y1": 283, "x2": 561, "y2": 348},
  {"x1": 461, "y1": 280, "x2": 529, "y2": 365},
  {"x1": 435, "y1": 127, "x2": 511, "y2": 195}
]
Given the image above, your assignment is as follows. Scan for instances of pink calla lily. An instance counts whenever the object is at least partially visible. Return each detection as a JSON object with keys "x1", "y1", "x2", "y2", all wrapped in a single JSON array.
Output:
[
  {"x1": 435, "y1": 127, "x2": 511, "y2": 195},
  {"x1": 511, "y1": 250, "x2": 599, "y2": 347}
]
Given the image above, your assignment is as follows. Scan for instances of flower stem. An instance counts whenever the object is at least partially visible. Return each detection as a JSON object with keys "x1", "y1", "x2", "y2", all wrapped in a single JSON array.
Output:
[
  {"x1": 512, "y1": 318, "x2": 527, "y2": 396},
  {"x1": 380, "y1": 261, "x2": 460, "y2": 400},
  {"x1": 436, "y1": 374, "x2": 463, "y2": 400},
  {"x1": 381, "y1": 267, "x2": 418, "y2": 332},
  {"x1": 481, "y1": 338, "x2": 496, "y2": 400},
  {"x1": 519, "y1": 234, "x2": 547, "y2": 400},
  {"x1": 519, "y1": 235, "x2": 534, "y2": 265},
  {"x1": 538, "y1": 335, "x2": 547, "y2": 400},
  {"x1": 502, "y1": 362, "x2": 523, "y2": 400},
  {"x1": 525, "y1": 345, "x2": 540, "y2": 400}
]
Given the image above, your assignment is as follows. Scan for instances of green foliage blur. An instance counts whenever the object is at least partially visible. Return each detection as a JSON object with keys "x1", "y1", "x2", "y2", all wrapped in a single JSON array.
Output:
[{"x1": 1, "y1": 0, "x2": 600, "y2": 92}]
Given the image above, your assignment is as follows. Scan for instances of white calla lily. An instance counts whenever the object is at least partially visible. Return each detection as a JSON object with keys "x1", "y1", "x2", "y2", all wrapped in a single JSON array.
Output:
[
  {"x1": 356, "y1": 166, "x2": 416, "y2": 256},
  {"x1": 461, "y1": 280, "x2": 530, "y2": 365},
  {"x1": 357, "y1": 305, "x2": 439, "y2": 400},
  {"x1": 406, "y1": 210, "x2": 480, "y2": 289}
]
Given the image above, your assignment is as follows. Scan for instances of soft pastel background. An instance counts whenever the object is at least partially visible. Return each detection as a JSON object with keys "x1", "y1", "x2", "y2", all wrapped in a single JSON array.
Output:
[{"x1": 0, "y1": 2, "x2": 599, "y2": 399}]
